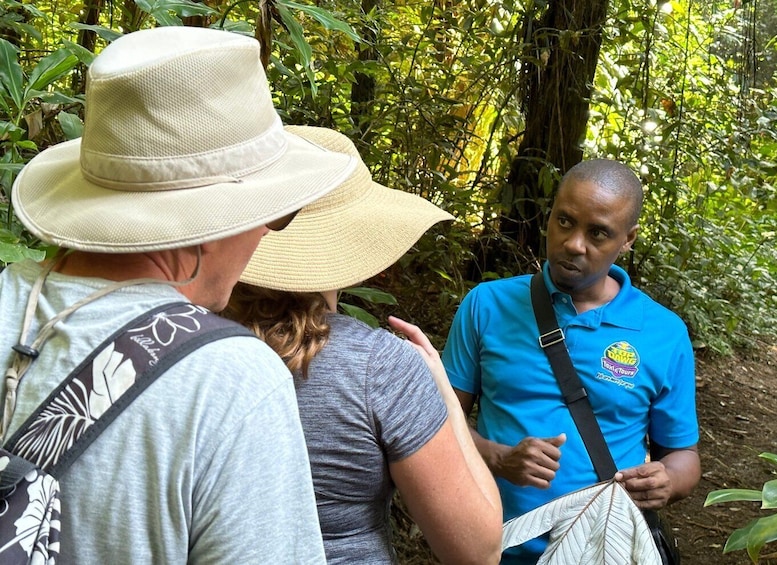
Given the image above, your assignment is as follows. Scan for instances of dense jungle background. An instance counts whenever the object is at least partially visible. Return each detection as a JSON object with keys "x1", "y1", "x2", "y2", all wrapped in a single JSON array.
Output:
[{"x1": 1, "y1": 0, "x2": 776, "y2": 562}]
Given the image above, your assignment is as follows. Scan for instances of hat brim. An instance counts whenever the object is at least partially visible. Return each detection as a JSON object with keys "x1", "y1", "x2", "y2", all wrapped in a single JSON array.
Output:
[
  {"x1": 239, "y1": 179, "x2": 454, "y2": 292},
  {"x1": 12, "y1": 128, "x2": 356, "y2": 253}
]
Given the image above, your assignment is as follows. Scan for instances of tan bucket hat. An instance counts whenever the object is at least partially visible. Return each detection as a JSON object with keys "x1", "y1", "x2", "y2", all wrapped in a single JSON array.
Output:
[
  {"x1": 12, "y1": 27, "x2": 356, "y2": 253},
  {"x1": 239, "y1": 126, "x2": 455, "y2": 292}
]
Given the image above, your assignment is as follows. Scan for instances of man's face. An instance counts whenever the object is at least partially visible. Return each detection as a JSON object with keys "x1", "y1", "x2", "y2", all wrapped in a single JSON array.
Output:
[{"x1": 546, "y1": 178, "x2": 637, "y2": 298}]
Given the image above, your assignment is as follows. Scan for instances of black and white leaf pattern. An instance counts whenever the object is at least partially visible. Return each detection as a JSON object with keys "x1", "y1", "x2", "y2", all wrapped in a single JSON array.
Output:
[
  {"x1": 0, "y1": 449, "x2": 60, "y2": 564},
  {"x1": 89, "y1": 343, "x2": 136, "y2": 420},
  {"x1": 127, "y1": 304, "x2": 204, "y2": 346},
  {"x1": 502, "y1": 480, "x2": 662, "y2": 565}
]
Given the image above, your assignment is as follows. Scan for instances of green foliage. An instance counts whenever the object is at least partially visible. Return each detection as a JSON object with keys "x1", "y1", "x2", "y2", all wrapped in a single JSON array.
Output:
[
  {"x1": 587, "y1": 0, "x2": 777, "y2": 353},
  {"x1": 1, "y1": 0, "x2": 776, "y2": 352},
  {"x1": 338, "y1": 286, "x2": 398, "y2": 328},
  {"x1": 705, "y1": 452, "x2": 777, "y2": 562},
  {"x1": 0, "y1": 15, "x2": 88, "y2": 264},
  {"x1": 0, "y1": 0, "x2": 46, "y2": 41}
]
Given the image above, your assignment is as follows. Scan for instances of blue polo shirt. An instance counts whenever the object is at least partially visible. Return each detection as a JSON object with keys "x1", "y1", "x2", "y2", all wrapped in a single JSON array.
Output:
[{"x1": 442, "y1": 263, "x2": 697, "y2": 564}]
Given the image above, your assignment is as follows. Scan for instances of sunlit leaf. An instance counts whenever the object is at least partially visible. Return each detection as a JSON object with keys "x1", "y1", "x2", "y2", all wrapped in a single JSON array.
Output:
[
  {"x1": 0, "y1": 242, "x2": 46, "y2": 264},
  {"x1": 68, "y1": 24, "x2": 123, "y2": 43},
  {"x1": 26, "y1": 49, "x2": 79, "y2": 94},
  {"x1": 276, "y1": 0, "x2": 360, "y2": 41},
  {"x1": 0, "y1": 38, "x2": 24, "y2": 111},
  {"x1": 704, "y1": 489, "x2": 763, "y2": 506},
  {"x1": 274, "y1": 3, "x2": 316, "y2": 96},
  {"x1": 760, "y1": 453, "x2": 777, "y2": 468},
  {"x1": 60, "y1": 40, "x2": 98, "y2": 66}
]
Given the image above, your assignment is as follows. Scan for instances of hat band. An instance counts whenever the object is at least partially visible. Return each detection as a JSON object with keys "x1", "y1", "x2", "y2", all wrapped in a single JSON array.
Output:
[{"x1": 80, "y1": 115, "x2": 287, "y2": 191}]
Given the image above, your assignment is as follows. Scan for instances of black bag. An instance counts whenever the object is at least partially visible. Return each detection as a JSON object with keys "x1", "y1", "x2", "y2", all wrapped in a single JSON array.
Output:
[
  {"x1": 530, "y1": 272, "x2": 681, "y2": 564},
  {"x1": 644, "y1": 509, "x2": 681, "y2": 565}
]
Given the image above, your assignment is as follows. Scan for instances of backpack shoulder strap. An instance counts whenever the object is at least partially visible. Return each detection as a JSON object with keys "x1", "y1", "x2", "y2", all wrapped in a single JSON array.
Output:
[{"x1": 4, "y1": 302, "x2": 253, "y2": 476}]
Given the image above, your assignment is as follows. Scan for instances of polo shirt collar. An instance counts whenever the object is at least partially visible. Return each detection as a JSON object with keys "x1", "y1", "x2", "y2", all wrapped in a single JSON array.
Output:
[{"x1": 542, "y1": 262, "x2": 643, "y2": 331}]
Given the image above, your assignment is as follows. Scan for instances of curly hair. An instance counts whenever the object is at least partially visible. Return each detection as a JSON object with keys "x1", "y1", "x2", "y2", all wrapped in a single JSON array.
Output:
[{"x1": 223, "y1": 282, "x2": 331, "y2": 379}]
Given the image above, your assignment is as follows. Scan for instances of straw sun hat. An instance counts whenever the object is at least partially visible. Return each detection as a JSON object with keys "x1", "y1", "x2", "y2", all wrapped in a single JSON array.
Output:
[
  {"x1": 239, "y1": 126, "x2": 455, "y2": 292},
  {"x1": 12, "y1": 27, "x2": 356, "y2": 253}
]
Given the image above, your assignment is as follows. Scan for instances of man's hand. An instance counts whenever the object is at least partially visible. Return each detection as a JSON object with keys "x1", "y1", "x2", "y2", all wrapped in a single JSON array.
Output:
[
  {"x1": 614, "y1": 461, "x2": 672, "y2": 510},
  {"x1": 495, "y1": 433, "x2": 566, "y2": 488}
]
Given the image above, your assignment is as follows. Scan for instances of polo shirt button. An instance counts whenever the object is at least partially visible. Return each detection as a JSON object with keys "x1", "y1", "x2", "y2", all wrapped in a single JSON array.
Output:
[{"x1": 561, "y1": 297, "x2": 568, "y2": 303}]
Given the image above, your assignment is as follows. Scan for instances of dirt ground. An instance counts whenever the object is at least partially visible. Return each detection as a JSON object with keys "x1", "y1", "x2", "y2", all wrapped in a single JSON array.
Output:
[{"x1": 392, "y1": 338, "x2": 777, "y2": 564}]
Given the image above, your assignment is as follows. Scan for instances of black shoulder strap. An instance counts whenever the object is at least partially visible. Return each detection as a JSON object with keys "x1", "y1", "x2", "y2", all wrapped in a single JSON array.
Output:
[
  {"x1": 529, "y1": 272, "x2": 618, "y2": 481},
  {"x1": 4, "y1": 302, "x2": 253, "y2": 477}
]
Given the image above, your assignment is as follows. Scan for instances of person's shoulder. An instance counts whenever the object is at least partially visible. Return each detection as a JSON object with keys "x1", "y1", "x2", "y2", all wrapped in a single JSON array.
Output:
[
  {"x1": 461, "y1": 273, "x2": 531, "y2": 306},
  {"x1": 629, "y1": 284, "x2": 688, "y2": 331},
  {"x1": 475, "y1": 273, "x2": 530, "y2": 290},
  {"x1": 328, "y1": 313, "x2": 399, "y2": 348},
  {"x1": 0, "y1": 258, "x2": 39, "y2": 281},
  {"x1": 182, "y1": 327, "x2": 290, "y2": 384}
]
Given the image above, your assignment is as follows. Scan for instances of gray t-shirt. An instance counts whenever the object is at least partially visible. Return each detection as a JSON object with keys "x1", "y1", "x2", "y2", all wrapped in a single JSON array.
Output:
[
  {"x1": 295, "y1": 313, "x2": 447, "y2": 564},
  {"x1": 0, "y1": 260, "x2": 326, "y2": 564}
]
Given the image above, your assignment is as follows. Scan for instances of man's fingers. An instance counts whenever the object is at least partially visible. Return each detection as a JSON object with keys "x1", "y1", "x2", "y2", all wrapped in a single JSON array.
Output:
[{"x1": 545, "y1": 433, "x2": 567, "y2": 447}]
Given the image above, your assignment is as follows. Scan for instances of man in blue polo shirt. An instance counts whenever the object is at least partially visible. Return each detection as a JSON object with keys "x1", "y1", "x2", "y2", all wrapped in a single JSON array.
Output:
[{"x1": 442, "y1": 159, "x2": 700, "y2": 564}]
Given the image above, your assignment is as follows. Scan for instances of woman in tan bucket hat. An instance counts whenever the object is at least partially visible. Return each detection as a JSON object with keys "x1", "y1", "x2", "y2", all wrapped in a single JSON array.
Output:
[
  {"x1": 224, "y1": 126, "x2": 503, "y2": 564},
  {"x1": 0, "y1": 27, "x2": 357, "y2": 564}
]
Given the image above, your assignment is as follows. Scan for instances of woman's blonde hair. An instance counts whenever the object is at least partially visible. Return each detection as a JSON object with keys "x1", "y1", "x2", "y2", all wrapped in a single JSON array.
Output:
[{"x1": 224, "y1": 283, "x2": 331, "y2": 379}]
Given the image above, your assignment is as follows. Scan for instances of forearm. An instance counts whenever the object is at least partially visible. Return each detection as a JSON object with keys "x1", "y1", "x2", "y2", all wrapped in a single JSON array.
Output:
[
  {"x1": 438, "y1": 388, "x2": 502, "y2": 513},
  {"x1": 467, "y1": 425, "x2": 511, "y2": 480},
  {"x1": 661, "y1": 448, "x2": 701, "y2": 503}
]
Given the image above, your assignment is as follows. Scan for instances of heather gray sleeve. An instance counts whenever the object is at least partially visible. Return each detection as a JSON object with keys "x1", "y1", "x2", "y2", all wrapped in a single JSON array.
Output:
[
  {"x1": 293, "y1": 315, "x2": 449, "y2": 563},
  {"x1": 365, "y1": 329, "x2": 448, "y2": 463}
]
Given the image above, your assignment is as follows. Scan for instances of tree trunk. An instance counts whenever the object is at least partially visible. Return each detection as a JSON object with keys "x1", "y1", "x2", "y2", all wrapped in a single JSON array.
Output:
[
  {"x1": 350, "y1": 0, "x2": 378, "y2": 143},
  {"x1": 71, "y1": 0, "x2": 103, "y2": 93},
  {"x1": 486, "y1": 0, "x2": 610, "y2": 276}
]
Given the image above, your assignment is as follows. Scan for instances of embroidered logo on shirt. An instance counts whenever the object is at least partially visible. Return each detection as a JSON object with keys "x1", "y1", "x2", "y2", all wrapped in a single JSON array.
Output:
[{"x1": 601, "y1": 341, "x2": 640, "y2": 379}]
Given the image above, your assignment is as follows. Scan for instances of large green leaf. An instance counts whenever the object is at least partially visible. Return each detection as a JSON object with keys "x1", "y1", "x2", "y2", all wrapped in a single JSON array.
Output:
[
  {"x1": 747, "y1": 514, "x2": 777, "y2": 562},
  {"x1": 274, "y1": 3, "x2": 316, "y2": 95},
  {"x1": 68, "y1": 24, "x2": 123, "y2": 43},
  {"x1": 9, "y1": 21, "x2": 42, "y2": 42},
  {"x1": 276, "y1": 0, "x2": 359, "y2": 42},
  {"x1": 760, "y1": 453, "x2": 777, "y2": 468},
  {"x1": 704, "y1": 488, "x2": 763, "y2": 506},
  {"x1": 26, "y1": 49, "x2": 80, "y2": 94},
  {"x1": 161, "y1": 0, "x2": 217, "y2": 18},
  {"x1": 60, "y1": 40, "x2": 98, "y2": 66},
  {"x1": 339, "y1": 303, "x2": 379, "y2": 328},
  {"x1": 0, "y1": 120, "x2": 24, "y2": 140},
  {"x1": 0, "y1": 38, "x2": 24, "y2": 111},
  {"x1": 14, "y1": 0, "x2": 46, "y2": 19},
  {"x1": 341, "y1": 286, "x2": 398, "y2": 305},
  {"x1": 762, "y1": 479, "x2": 777, "y2": 509},
  {"x1": 135, "y1": 0, "x2": 216, "y2": 26},
  {"x1": 0, "y1": 162, "x2": 25, "y2": 174},
  {"x1": 0, "y1": 241, "x2": 46, "y2": 264},
  {"x1": 723, "y1": 519, "x2": 758, "y2": 553},
  {"x1": 57, "y1": 111, "x2": 83, "y2": 140},
  {"x1": 37, "y1": 91, "x2": 84, "y2": 106}
]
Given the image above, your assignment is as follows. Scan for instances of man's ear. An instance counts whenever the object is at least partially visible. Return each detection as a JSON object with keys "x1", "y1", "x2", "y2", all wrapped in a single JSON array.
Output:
[{"x1": 621, "y1": 224, "x2": 639, "y2": 253}]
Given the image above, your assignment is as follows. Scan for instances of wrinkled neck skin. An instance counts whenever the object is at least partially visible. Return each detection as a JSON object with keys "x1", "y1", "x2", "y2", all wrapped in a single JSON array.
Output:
[
  {"x1": 52, "y1": 247, "x2": 203, "y2": 301},
  {"x1": 55, "y1": 248, "x2": 198, "y2": 282}
]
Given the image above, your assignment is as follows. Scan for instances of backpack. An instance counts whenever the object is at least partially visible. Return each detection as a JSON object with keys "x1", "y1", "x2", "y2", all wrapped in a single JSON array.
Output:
[{"x1": 0, "y1": 302, "x2": 253, "y2": 564}]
